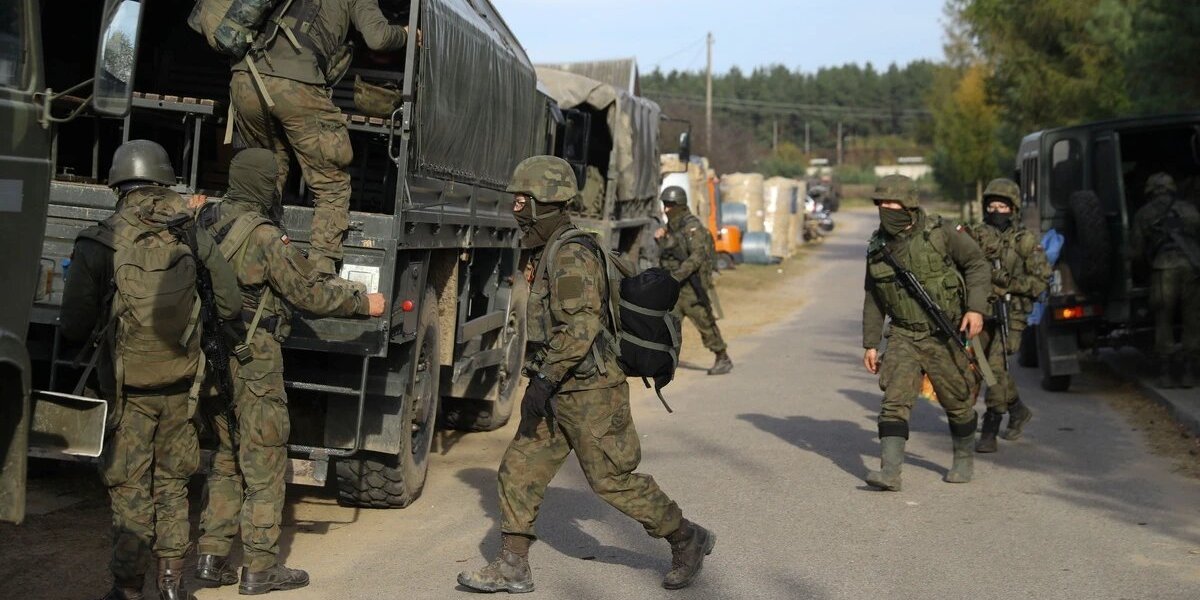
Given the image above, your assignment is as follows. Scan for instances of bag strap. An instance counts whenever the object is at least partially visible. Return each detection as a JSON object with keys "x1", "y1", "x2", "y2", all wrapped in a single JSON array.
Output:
[{"x1": 245, "y1": 287, "x2": 274, "y2": 345}]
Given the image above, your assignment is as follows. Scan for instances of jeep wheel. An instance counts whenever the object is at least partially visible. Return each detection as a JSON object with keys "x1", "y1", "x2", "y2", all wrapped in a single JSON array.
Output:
[
  {"x1": 1065, "y1": 191, "x2": 1111, "y2": 293},
  {"x1": 336, "y1": 289, "x2": 440, "y2": 508}
]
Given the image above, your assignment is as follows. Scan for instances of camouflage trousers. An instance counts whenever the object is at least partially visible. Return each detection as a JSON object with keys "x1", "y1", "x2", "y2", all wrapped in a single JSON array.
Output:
[
  {"x1": 99, "y1": 389, "x2": 199, "y2": 581},
  {"x1": 878, "y1": 331, "x2": 979, "y2": 436},
  {"x1": 498, "y1": 382, "x2": 684, "y2": 539},
  {"x1": 197, "y1": 356, "x2": 291, "y2": 572},
  {"x1": 1149, "y1": 266, "x2": 1200, "y2": 358},
  {"x1": 672, "y1": 284, "x2": 726, "y2": 354},
  {"x1": 978, "y1": 323, "x2": 1019, "y2": 413},
  {"x1": 231, "y1": 71, "x2": 353, "y2": 274}
]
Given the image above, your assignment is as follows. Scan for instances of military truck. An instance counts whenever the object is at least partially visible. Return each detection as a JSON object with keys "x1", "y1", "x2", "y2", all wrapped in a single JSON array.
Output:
[
  {"x1": 1014, "y1": 113, "x2": 1200, "y2": 391},
  {"x1": 535, "y1": 61, "x2": 664, "y2": 264},
  {"x1": 23, "y1": 0, "x2": 545, "y2": 509},
  {"x1": 1, "y1": 0, "x2": 145, "y2": 524}
]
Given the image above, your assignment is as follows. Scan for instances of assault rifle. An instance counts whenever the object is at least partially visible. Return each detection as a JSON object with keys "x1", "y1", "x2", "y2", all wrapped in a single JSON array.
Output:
[
  {"x1": 993, "y1": 259, "x2": 1011, "y2": 372},
  {"x1": 167, "y1": 214, "x2": 248, "y2": 442},
  {"x1": 880, "y1": 245, "x2": 995, "y2": 386}
]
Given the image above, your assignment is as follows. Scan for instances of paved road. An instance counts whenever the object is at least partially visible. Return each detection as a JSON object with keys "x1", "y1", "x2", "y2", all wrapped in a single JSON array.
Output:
[{"x1": 9, "y1": 209, "x2": 1200, "y2": 599}]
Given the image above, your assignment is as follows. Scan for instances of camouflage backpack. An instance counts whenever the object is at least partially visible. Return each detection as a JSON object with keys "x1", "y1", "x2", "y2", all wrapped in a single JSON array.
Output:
[
  {"x1": 188, "y1": 0, "x2": 284, "y2": 59},
  {"x1": 106, "y1": 206, "x2": 204, "y2": 393}
]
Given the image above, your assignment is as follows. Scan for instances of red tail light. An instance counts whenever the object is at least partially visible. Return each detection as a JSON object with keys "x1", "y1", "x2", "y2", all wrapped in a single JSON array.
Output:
[{"x1": 1053, "y1": 304, "x2": 1102, "y2": 320}]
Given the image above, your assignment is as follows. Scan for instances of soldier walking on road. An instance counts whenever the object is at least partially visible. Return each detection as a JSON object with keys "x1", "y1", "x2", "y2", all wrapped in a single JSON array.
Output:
[
  {"x1": 965, "y1": 179, "x2": 1050, "y2": 452},
  {"x1": 1131, "y1": 172, "x2": 1200, "y2": 388},
  {"x1": 861, "y1": 175, "x2": 991, "y2": 491},
  {"x1": 458, "y1": 157, "x2": 715, "y2": 593},
  {"x1": 229, "y1": 0, "x2": 413, "y2": 276},
  {"x1": 192, "y1": 149, "x2": 386, "y2": 595},
  {"x1": 655, "y1": 186, "x2": 732, "y2": 375},
  {"x1": 61, "y1": 141, "x2": 241, "y2": 600}
]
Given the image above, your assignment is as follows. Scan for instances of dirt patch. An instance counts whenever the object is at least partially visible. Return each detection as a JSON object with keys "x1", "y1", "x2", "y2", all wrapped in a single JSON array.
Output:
[{"x1": 1099, "y1": 375, "x2": 1200, "y2": 480}]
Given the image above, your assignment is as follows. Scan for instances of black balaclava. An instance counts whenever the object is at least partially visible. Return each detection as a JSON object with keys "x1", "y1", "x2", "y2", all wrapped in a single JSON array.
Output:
[
  {"x1": 225, "y1": 148, "x2": 280, "y2": 218},
  {"x1": 984, "y1": 211, "x2": 1013, "y2": 232},
  {"x1": 517, "y1": 198, "x2": 570, "y2": 249},
  {"x1": 879, "y1": 207, "x2": 915, "y2": 237}
]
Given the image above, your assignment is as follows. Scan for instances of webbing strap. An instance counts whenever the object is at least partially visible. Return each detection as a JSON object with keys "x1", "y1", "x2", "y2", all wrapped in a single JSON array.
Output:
[
  {"x1": 224, "y1": 99, "x2": 237, "y2": 145},
  {"x1": 969, "y1": 336, "x2": 998, "y2": 387},
  {"x1": 619, "y1": 331, "x2": 679, "y2": 356},
  {"x1": 245, "y1": 57, "x2": 276, "y2": 108},
  {"x1": 245, "y1": 287, "x2": 273, "y2": 346},
  {"x1": 187, "y1": 351, "x2": 206, "y2": 418},
  {"x1": 617, "y1": 299, "x2": 669, "y2": 318}
]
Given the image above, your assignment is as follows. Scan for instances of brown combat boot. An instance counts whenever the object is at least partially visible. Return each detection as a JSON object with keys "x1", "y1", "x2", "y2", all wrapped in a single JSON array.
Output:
[
  {"x1": 975, "y1": 411, "x2": 1002, "y2": 453},
  {"x1": 156, "y1": 558, "x2": 190, "y2": 600},
  {"x1": 663, "y1": 520, "x2": 716, "y2": 590},
  {"x1": 457, "y1": 534, "x2": 535, "y2": 594},
  {"x1": 1001, "y1": 399, "x2": 1033, "y2": 441},
  {"x1": 707, "y1": 351, "x2": 733, "y2": 375},
  {"x1": 99, "y1": 578, "x2": 145, "y2": 600}
]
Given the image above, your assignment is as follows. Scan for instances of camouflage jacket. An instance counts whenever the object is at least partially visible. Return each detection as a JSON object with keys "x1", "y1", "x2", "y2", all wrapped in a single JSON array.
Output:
[
  {"x1": 235, "y1": 0, "x2": 408, "y2": 86},
  {"x1": 657, "y1": 207, "x2": 715, "y2": 289},
  {"x1": 203, "y1": 203, "x2": 369, "y2": 378},
  {"x1": 965, "y1": 222, "x2": 1050, "y2": 323},
  {"x1": 862, "y1": 210, "x2": 990, "y2": 348},
  {"x1": 525, "y1": 225, "x2": 624, "y2": 392},
  {"x1": 1130, "y1": 193, "x2": 1200, "y2": 271}
]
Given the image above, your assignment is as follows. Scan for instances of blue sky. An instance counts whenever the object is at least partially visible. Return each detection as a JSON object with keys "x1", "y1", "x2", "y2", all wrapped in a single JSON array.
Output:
[{"x1": 492, "y1": 0, "x2": 948, "y2": 74}]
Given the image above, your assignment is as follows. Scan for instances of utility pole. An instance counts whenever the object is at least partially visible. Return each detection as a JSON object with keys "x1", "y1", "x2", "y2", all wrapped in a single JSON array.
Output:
[
  {"x1": 836, "y1": 121, "x2": 843, "y2": 166},
  {"x1": 705, "y1": 32, "x2": 713, "y2": 157},
  {"x1": 772, "y1": 118, "x2": 779, "y2": 155},
  {"x1": 804, "y1": 121, "x2": 810, "y2": 154}
]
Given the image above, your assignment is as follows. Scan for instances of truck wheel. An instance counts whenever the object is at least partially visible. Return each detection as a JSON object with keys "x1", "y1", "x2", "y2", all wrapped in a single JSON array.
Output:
[
  {"x1": 1041, "y1": 373, "x2": 1071, "y2": 392},
  {"x1": 336, "y1": 290, "x2": 440, "y2": 508},
  {"x1": 1065, "y1": 191, "x2": 1111, "y2": 293},
  {"x1": 1017, "y1": 326, "x2": 1039, "y2": 368}
]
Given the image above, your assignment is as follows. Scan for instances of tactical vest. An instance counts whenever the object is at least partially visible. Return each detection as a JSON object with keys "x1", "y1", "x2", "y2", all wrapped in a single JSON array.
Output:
[
  {"x1": 660, "y1": 212, "x2": 712, "y2": 275},
  {"x1": 867, "y1": 216, "x2": 965, "y2": 333},
  {"x1": 201, "y1": 203, "x2": 292, "y2": 342},
  {"x1": 969, "y1": 223, "x2": 1037, "y2": 319}
]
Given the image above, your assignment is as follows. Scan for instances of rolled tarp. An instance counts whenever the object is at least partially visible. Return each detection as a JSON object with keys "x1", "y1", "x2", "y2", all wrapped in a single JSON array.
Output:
[{"x1": 742, "y1": 231, "x2": 774, "y2": 265}]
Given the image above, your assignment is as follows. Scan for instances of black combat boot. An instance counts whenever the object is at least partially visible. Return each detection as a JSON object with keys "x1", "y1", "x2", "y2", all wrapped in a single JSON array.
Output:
[
  {"x1": 239, "y1": 564, "x2": 310, "y2": 595},
  {"x1": 707, "y1": 351, "x2": 733, "y2": 375},
  {"x1": 156, "y1": 559, "x2": 190, "y2": 600},
  {"x1": 865, "y1": 437, "x2": 905, "y2": 491},
  {"x1": 1181, "y1": 357, "x2": 1196, "y2": 389},
  {"x1": 99, "y1": 578, "x2": 145, "y2": 600},
  {"x1": 457, "y1": 534, "x2": 535, "y2": 594},
  {"x1": 1001, "y1": 399, "x2": 1033, "y2": 441},
  {"x1": 945, "y1": 417, "x2": 976, "y2": 483},
  {"x1": 195, "y1": 554, "x2": 238, "y2": 586},
  {"x1": 975, "y1": 411, "x2": 1003, "y2": 453},
  {"x1": 663, "y1": 520, "x2": 716, "y2": 590}
]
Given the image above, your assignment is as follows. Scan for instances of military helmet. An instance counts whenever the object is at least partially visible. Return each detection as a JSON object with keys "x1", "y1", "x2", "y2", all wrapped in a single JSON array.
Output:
[
  {"x1": 871, "y1": 174, "x2": 918, "y2": 208},
  {"x1": 659, "y1": 186, "x2": 687, "y2": 206},
  {"x1": 108, "y1": 139, "x2": 176, "y2": 187},
  {"x1": 506, "y1": 155, "x2": 578, "y2": 204},
  {"x1": 1144, "y1": 172, "x2": 1176, "y2": 196},
  {"x1": 982, "y1": 177, "x2": 1020, "y2": 216}
]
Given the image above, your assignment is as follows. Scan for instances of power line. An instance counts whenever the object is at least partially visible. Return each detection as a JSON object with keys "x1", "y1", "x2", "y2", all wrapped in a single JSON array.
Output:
[
  {"x1": 644, "y1": 90, "x2": 933, "y2": 120},
  {"x1": 650, "y1": 35, "x2": 708, "y2": 71}
]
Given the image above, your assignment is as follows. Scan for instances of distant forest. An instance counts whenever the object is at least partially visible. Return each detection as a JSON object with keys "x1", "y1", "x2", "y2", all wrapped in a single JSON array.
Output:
[{"x1": 642, "y1": 61, "x2": 938, "y2": 175}]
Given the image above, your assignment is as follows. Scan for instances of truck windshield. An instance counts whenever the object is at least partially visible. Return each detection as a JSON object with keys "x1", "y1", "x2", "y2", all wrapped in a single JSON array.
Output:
[
  {"x1": 1050, "y1": 138, "x2": 1082, "y2": 210},
  {"x1": 0, "y1": 0, "x2": 23, "y2": 89}
]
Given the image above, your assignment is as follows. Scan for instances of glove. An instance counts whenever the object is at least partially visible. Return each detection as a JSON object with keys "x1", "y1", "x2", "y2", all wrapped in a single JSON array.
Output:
[
  {"x1": 991, "y1": 268, "x2": 1010, "y2": 288},
  {"x1": 516, "y1": 374, "x2": 558, "y2": 439}
]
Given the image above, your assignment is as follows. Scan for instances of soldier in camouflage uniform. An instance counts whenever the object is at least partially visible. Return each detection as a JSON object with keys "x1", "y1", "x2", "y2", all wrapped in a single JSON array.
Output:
[
  {"x1": 61, "y1": 141, "x2": 241, "y2": 600},
  {"x1": 862, "y1": 175, "x2": 991, "y2": 491},
  {"x1": 655, "y1": 186, "x2": 732, "y2": 375},
  {"x1": 965, "y1": 178, "x2": 1050, "y2": 452},
  {"x1": 458, "y1": 157, "x2": 715, "y2": 593},
  {"x1": 1131, "y1": 173, "x2": 1200, "y2": 388},
  {"x1": 229, "y1": 0, "x2": 411, "y2": 275},
  {"x1": 192, "y1": 149, "x2": 386, "y2": 595}
]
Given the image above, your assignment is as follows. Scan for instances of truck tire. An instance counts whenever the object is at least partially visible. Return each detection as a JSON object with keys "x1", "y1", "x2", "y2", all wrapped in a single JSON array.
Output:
[
  {"x1": 1017, "y1": 326, "x2": 1039, "y2": 368},
  {"x1": 1041, "y1": 373, "x2": 1071, "y2": 392},
  {"x1": 1064, "y1": 191, "x2": 1111, "y2": 293},
  {"x1": 336, "y1": 290, "x2": 440, "y2": 508},
  {"x1": 716, "y1": 252, "x2": 736, "y2": 271},
  {"x1": 441, "y1": 277, "x2": 527, "y2": 432}
]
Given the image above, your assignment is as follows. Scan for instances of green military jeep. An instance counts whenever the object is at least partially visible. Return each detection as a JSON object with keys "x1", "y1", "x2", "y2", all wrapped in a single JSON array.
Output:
[{"x1": 1015, "y1": 113, "x2": 1200, "y2": 391}]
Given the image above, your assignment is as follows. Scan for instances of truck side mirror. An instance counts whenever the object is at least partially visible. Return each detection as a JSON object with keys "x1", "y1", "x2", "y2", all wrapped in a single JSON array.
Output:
[
  {"x1": 93, "y1": 0, "x2": 144, "y2": 117},
  {"x1": 678, "y1": 131, "x2": 691, "y2": 165}
]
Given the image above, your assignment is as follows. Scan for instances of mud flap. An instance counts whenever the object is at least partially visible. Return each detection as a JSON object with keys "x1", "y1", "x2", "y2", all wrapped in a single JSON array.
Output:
[
  {"x1": 1038, "y1": 324, "x2": 1081, "y2": 377},
  {"x1": 28, "y1": 391, "x2": 108, "y2": 458}
]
